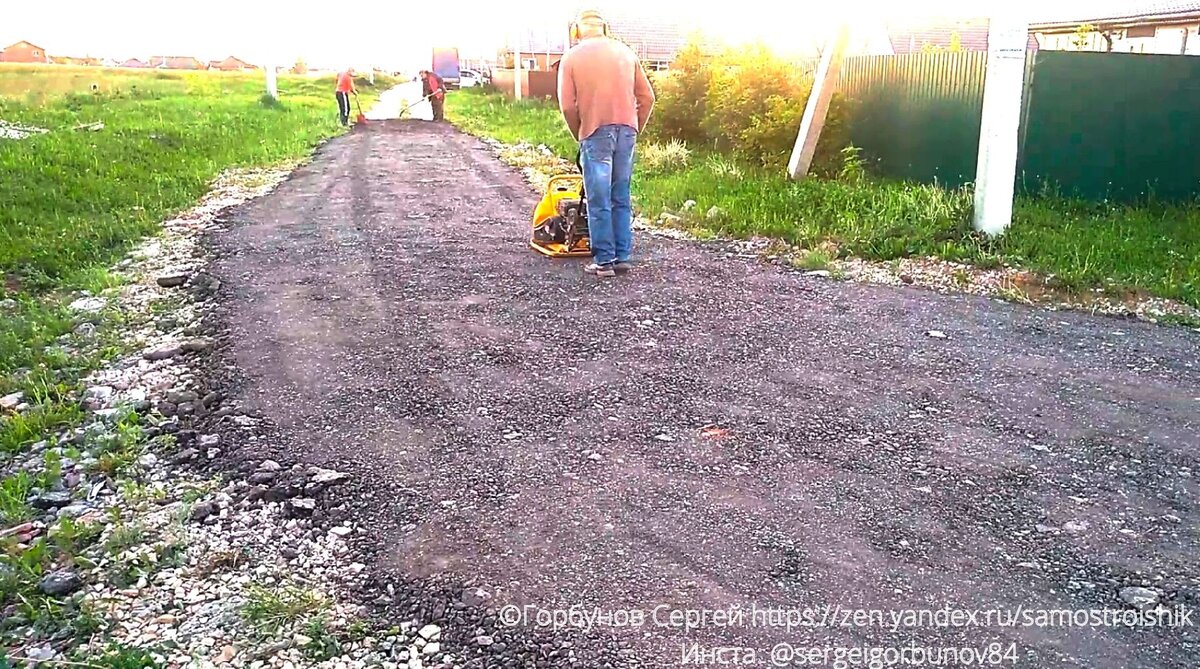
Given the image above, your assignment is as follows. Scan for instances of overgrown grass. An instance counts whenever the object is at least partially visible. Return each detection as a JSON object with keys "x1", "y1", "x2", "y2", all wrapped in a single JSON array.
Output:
[
  {"x1": 1, "y1": 65, "x2": 392, "y2": 293},
  {"x1": 242, "y1": 583, "x2": 329, "y2": 636},
  {"x1": 0, "y1": 64, "x2": 395, "y2": 463},
  {"x1": 447, "y1": 87, "x2": 1200, "y2": 307}
]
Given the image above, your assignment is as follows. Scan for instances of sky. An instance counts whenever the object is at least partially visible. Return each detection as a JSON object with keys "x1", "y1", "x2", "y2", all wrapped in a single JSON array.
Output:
[{"x1": 0, "y1": 0, "x2": 1147, "y2": 70}]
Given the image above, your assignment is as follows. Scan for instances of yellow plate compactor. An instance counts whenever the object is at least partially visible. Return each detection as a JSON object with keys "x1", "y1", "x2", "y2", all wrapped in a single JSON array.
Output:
[{"x1": 530, "y1": 170, "x2": 592, "y2": 258}]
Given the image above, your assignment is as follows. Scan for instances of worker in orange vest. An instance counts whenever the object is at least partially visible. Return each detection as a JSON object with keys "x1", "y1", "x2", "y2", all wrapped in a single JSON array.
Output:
[
  {"x1": 420, "y1": 70, "x2": 445, "y2": 121},
  {"x1": 335, "y1": 67, "x2": 357, "y2": 125}
]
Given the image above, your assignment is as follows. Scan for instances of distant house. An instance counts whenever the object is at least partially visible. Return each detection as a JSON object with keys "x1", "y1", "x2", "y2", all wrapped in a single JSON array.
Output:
[
  {"x1": 1031, "y1": 1, "x2": 1200, "y2": 55},
  {"x1": 50, "y1": 56, "x2": 101, "y2": 66},
  {"x1": 119, "y1": 58, "x2": 149, "y2": 68},
  {"x1": 149, "y1": 56, "x2": 206, "y2": 70},
  {"x1": 0, "y1": 40, "x2": 51, "y2": 64},
  {"x1": 885, "y1": 18, "x2": 1040, "y2": 54},
  {"x1": 503, "y1": 13, "x2": 694, "y2": 72},
  {"x1": 208, "y1": 56, "x2": 258, "y2": 72}
]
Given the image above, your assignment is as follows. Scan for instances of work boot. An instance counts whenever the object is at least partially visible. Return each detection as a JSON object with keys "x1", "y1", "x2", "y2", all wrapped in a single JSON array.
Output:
[
  {"x1": 585, "y1": 262, "x2": 616, "y2": 278},
  {"x1": 613, "y1": 261, "x2": 633, "y2": 274}
]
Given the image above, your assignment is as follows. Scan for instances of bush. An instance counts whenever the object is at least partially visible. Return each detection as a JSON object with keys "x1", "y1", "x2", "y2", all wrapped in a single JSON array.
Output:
[
  {"x1": 646, "y1": 38, "x2": 853, "y2": 175},
  {"x1": 646, "y1": 42, "x2": 713, "y2": 147}
]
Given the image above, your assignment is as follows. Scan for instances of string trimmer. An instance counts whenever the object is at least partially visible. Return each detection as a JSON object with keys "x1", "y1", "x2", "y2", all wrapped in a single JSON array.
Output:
[
  {"x1": 353, "y1": 93, "x2": 367, "y2": 124},
  {"x1": 398, "y1": 92, "x2": 435, "y2": 119}
]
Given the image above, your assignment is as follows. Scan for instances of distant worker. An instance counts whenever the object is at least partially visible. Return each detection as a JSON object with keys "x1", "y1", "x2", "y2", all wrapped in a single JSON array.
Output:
[
  {"x1": 420, "y1": 69, "x2": 446, "y2": 121},
  {"x1": 335, "y1": 67, "x2": 357, "y2": 126},
  {"x1": 557, "y1": 9, "x2": 655, "y2": 278}
]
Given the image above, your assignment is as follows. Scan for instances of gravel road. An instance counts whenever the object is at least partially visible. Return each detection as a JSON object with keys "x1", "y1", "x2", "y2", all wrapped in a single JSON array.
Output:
[{"x1": 202, "y1": 118, "x2": 1200, "y2": 668}]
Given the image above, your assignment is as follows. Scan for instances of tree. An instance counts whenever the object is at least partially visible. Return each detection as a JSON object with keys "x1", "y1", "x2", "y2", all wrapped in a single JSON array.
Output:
[
  {"x1": 291, "y1": 58, "x2": 307, "y2": 75},
  {"x1": 1071, "y1": 23, "x2": 1098, "y2": 50}
]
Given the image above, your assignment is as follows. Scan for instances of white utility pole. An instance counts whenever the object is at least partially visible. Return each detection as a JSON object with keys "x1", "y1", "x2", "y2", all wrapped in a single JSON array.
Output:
[
  {"x1": 972, "y1": 15, "x2": 1030, "y2": 236},
  {"x1": 787, "y1": 24, "x2": 851, "y2": 180},
  {"x1": 265, "y1": 60, "x2": 278, "y2": 100}
]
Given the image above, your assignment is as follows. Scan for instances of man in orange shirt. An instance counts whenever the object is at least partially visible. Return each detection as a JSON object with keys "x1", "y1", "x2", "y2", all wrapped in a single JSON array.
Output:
[
  {"x1": 335, "y1": 67, "x2": 356, "y2": 126},
  {"x1": 557, "y1": 9, "x2": 655, "y2": 277}
]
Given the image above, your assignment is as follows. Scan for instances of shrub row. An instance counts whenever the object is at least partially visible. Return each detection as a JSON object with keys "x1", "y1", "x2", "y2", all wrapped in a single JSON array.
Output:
[{"x1": 645, "y1": 40, "x2": 852, "y2": 176}]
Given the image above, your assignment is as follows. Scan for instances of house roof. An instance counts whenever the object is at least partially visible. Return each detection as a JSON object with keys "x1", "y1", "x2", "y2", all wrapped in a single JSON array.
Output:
[
  {"x1": 3, "y1": 40, "x2": 46, "y2": 51},
  {"x1": 150, "y1": 56, "x2": 205, "y2": 69},
  {"x1": 209, "y1": 56, "x2": 254, "y2": 70},
  {"x1": 886, "y1": 18, "x2": 1040, "y2": 54},
  {"x1": 608, "y1": 14, "x2": 690, "y2": 61},
  {"x1": 120, "y1": 58, "x2": 148, "y2": 67},
  {"x1": 1031, "y1": 1, "x2": 1200, "y2": 30},
  {"x1": 509, "y1": 10, "x2": 696, "y2": 61}
]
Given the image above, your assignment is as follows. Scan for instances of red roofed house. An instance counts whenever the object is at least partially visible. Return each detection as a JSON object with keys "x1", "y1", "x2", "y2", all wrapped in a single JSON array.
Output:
[
  {"x1": 120, "y1": 58, "x2": 149, "y2": 68},
  {"x1": 502, "y1": 12, "x2": 691, "y2": 73},
  {"x1": 0, "y1": 40, "x2": 51, "y2": 63},
  {"x1": 149, "y1": 56, "x2": 207, "y2": 70},
  {"x1": 208, "y1": 56, "x2": 258, "y2": 72}
]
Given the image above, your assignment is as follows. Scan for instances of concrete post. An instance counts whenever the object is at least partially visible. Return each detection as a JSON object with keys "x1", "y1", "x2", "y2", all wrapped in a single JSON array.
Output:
[
  {"x1": 787, "y1": 24, "x2": 851, "y2": 180},
  {"x1": 972, "y1": 16, "x2": 1030, "y2": 237}
]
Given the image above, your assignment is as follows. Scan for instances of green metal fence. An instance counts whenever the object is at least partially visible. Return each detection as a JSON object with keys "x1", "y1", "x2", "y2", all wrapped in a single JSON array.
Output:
[
  {"x1": 835, "y1": 50, "x2": 1200, "y2": 203},
  {"x1": 836, "y1": 53, "x2": 989, "y2": 189},
  {"x1": 1020, "y1": 51, "x2": 1200, "y2": 202}
]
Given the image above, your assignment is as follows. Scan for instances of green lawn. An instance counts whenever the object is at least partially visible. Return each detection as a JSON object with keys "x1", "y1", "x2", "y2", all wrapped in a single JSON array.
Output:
[
  {"x1": 447, "y1": 87, "x2": 1200, "y2": 308},
  {"x1": 0, "y1": 64, "x2": 395, "y2": 444}
]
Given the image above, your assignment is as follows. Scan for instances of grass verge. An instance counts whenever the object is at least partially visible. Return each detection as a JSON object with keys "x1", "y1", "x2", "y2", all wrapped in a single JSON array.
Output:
[
  {"x1": 0, "y1": 65, "x2": 396, "y2": 655},
  {"x1": 446, "y1": 87, "x2": 1199, "y2": 308}
]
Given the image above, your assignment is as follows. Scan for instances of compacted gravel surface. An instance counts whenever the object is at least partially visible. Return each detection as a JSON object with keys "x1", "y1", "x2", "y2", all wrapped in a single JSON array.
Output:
[{"x1": 203, "y1": 118, "x2": 1200, "y2": 668}]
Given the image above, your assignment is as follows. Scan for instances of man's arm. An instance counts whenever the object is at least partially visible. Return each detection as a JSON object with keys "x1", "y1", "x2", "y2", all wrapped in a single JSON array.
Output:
[
  {"x1": 633, "y1": 58, "x2": 655, "y2": 133},
  {"x1": 557, "y1": 55, "x2": 581, "y2": 141}
]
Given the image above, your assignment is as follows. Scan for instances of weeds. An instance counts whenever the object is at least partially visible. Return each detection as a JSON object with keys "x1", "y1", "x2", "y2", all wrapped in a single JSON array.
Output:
[
  {"x1": 705, "y1": 154, "x2": 743, "y2": 180},
  {"x1": 71, "y1": 642, "x2": 163, "y2": 668},
  {"x1": 1, "y1": 400, "x2": 84, "y2": 455},
  {"x1": 791, "y1": 249, "x2": 835, "y2": 272},
  {"x1": 0, "y1": 473, "x2": 34, "y2": 525},
  {"x1": 639, "y1": 139, "x2": 692, "y2": 173},
  {"x1": 49, "y1": 517, "x2": 102, "y2": 560},
  {"x1": 301, "y1": 614, "x2": 344, "y2": 662},
  {"x1": 103, "y1": 519, "x2": 146, "y2": 556},
  {"x1": 88, "y1": 408, "x2": 144, "y2": 478},
  {"x1": 242, "y1": 583, "x2": 329, "y2": 636},
  {"x1": 839, "y1": 145, "x2": 867, "y2": 184}
]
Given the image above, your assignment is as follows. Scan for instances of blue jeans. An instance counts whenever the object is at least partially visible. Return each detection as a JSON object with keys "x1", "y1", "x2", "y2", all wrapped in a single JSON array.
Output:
[{"x1": 580, "y1": 124, "x2": 637, "y2": 265}]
